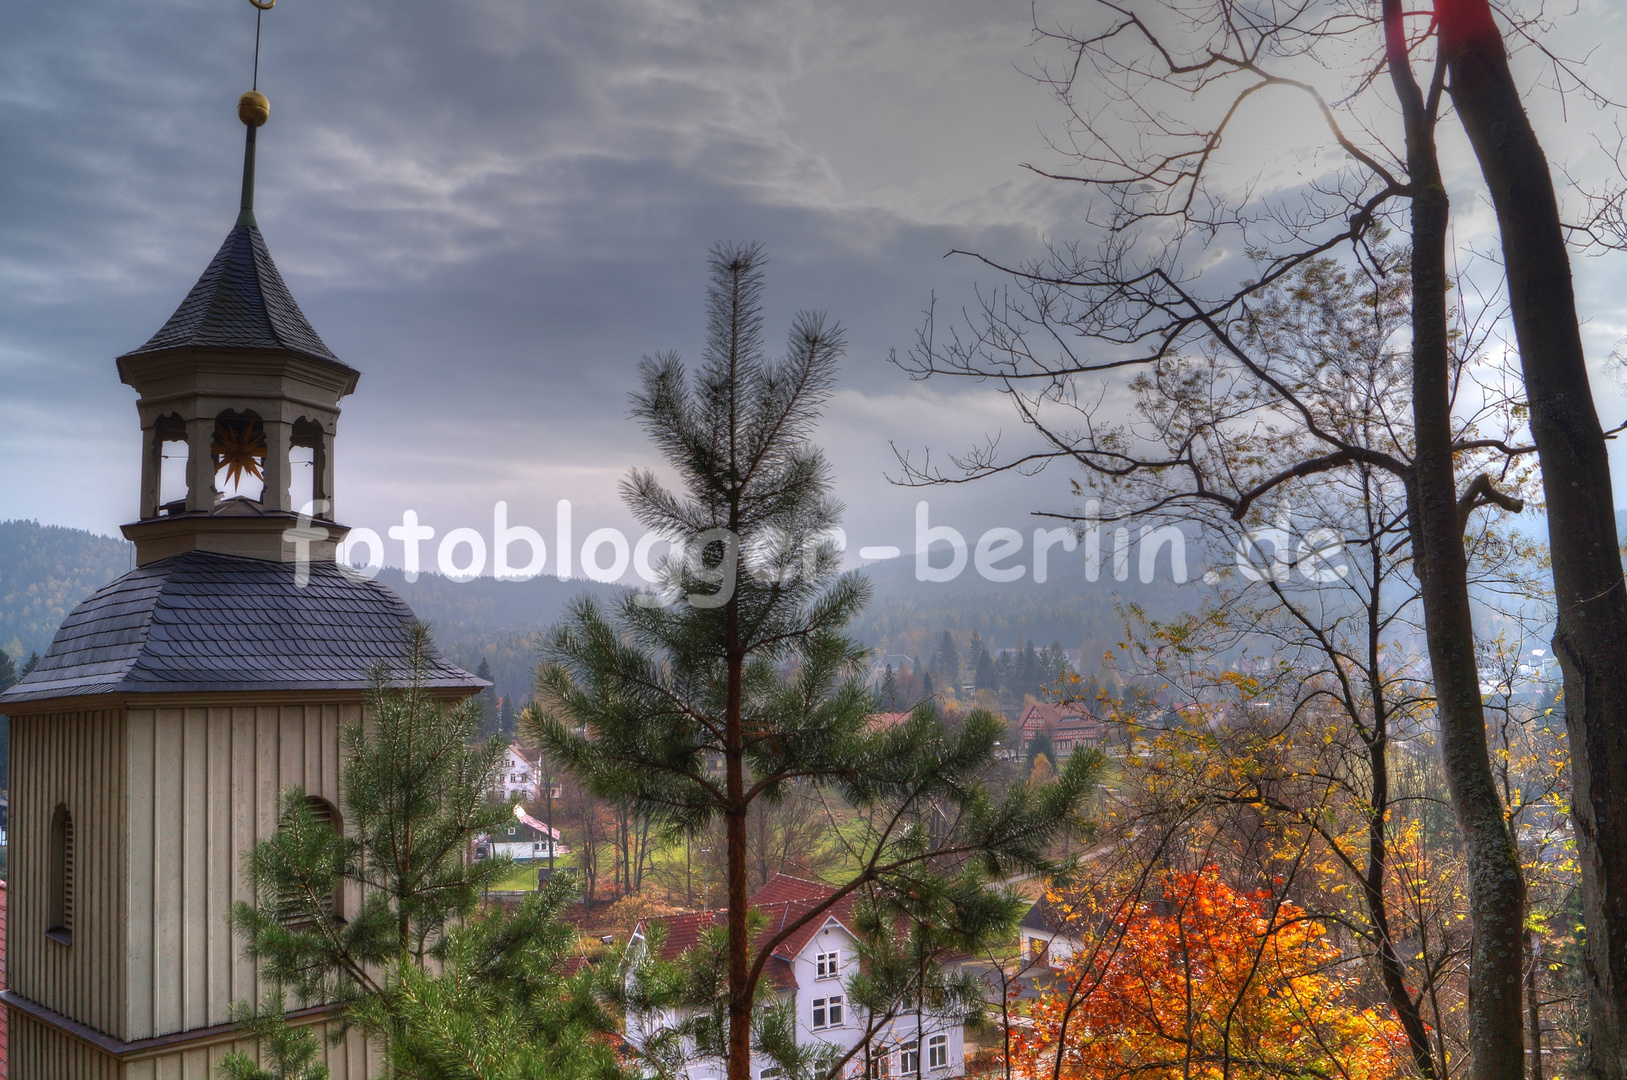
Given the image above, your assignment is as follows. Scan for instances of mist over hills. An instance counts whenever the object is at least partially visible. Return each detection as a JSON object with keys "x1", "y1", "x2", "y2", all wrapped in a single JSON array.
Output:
[{"x1": 0, "y1": 520, "x2": 1199, "y2": 709}]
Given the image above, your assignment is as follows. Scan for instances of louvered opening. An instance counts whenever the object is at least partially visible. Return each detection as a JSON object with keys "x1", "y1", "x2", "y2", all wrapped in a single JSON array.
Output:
[
  {"x1": 277, "y1": 796, "x2": 343, "y2": 930},
  {"x1": 47, "y1": 804, "x2": 74, "y2": 946}
]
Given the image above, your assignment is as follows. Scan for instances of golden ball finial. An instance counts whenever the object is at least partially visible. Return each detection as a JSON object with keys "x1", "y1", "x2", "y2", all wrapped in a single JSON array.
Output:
[{"x1": 238, "y1": 91, "x2": 270, "y2": 127}]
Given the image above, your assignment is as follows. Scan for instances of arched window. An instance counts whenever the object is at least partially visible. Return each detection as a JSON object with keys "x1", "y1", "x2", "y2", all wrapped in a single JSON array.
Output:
[
  {"x1": 48, "y1": 804, "x2": 74, "y2": 945},
  {"x1": 290, "y1": 417, "x2": 327, "y2": 517},
  {"x1": 276, "y1": 795, "x2": 344, "y2": 929},
  {"x1": 152, "y1": 413, "x2": 188, "y2": 515}
]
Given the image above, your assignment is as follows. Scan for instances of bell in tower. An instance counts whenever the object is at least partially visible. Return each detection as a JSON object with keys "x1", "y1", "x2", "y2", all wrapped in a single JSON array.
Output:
[{"x1": 0, "y1": 14, "x2": 485, "y2": 1078}]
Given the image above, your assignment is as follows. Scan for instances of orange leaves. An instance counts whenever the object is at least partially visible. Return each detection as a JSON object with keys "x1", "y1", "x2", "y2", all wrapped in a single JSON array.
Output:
[{"x1": 1011, "y1": 868, "x2": 1408, "y2": 1080}]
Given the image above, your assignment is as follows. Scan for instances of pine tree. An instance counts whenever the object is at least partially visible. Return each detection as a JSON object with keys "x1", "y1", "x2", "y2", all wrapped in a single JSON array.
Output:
[
  {"x1": 879, "y1": 663, "x2": 899, "y2": 712},
  {"x1": 970, "y1": 634, "x2": 995, "y2": 691},
  {"x1": 474, "y1": 657, "x2": 500, "y2": 741},
  {"x1": 931, "y1": 630, "x2": 960, "y2": 691},
  {"x1": 1040, "y1": 641, "x2": 1069, "y2": 695},
  {"x1": 534, "y1": 243, "x2": 1101, "y2": 1080},
  {"x1": 219, "y1": 629, "x2": 622, "y2": 1080}
]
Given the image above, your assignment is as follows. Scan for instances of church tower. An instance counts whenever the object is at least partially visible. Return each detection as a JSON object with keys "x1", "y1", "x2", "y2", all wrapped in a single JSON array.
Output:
[{"x1": 0, "y1": 45, "x2": 483, "y2": 1080}]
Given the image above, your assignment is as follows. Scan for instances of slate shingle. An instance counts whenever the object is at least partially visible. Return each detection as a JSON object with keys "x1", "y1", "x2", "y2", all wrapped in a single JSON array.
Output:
[
  {"x1": 0, "y1": 551, "x2": 483, "y2": 703},
  {"x1": 121, "y1": 224, "x2": 350, "y2": 367}
]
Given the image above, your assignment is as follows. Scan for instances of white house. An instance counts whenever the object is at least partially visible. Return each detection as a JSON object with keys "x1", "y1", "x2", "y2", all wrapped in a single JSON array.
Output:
[
  {"x1": 493, "y1": 741, "x2": 562, "y2": 804},
  {"x1": 479, "y1": 803, "x2": 568, "y2": 862},
  {"x1": 626, "y1": 874, "x2": 966, "y2": 1080},
  {"x1": 1017, "y1": 894, "x2": 1086, "y2": 970}
]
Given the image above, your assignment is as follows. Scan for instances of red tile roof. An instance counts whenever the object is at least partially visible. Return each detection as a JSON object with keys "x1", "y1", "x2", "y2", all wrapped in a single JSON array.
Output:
[
  {"x1": 867, "y1": 712, "x2": 913, "y2": 732},
  {"x1": 750, "y1": 877, "x2": 858, "y2": 963},
  {"x1": 632, "y1": 874, "x2": 860, "y2": 992},
  {"x1": 638, "y1": 909, "x2": 728, "y2": 962},
  {"x1": 750, "y1": 874, "x2": 837, "y2": 906},
  {"x1": 1019, "y1": 702, "x2": 1103, "y2": 737}
]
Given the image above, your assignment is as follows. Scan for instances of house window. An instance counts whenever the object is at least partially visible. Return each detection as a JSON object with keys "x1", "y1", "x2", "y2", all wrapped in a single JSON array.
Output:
[
  {"x1": 811, "y1": 995, "x2": 843, "y2": 1029},
  {"x1": 867, "y1": 1050, "x2": 892, "y2": 1078},
  {"x1": 928, "y1": 1035, "x2": 948, "y2": 1070},
  {"x1": 816, "y1": 950, "x2": 840, "y2": 979},
  {"x1": 760, "y1": 1070, "x2": 784, "y2": 1080},
  {"x1": 1029, "y1": 936, "x2": 1049, "y2": 961},
  {"x1": 508, "y1": 826, "x2": 517, "y2": 835},
  {"x1": 898, "y1": 1042, "x2": 919, "y2": 1076},
  {"x1": 47, "y1": 804, "x2": 74, "y2": 945}
]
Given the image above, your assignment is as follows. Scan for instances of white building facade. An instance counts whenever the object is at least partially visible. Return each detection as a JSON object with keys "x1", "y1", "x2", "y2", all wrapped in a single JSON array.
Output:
[
  {"x1": 492, "y1": 741, "x2": 562, "y2": 804},
  {"x1": 626, "y1": 876, "x2": 966, "y2": 1080}
]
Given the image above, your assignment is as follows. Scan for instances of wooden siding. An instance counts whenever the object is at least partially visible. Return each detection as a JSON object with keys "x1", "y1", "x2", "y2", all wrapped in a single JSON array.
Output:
[
  {"x1": 7, "y1": 1009, "x2": 373, "y2": 1080},
  {"x1": 119, "y1": 1024, "x2": 374, "y2": 1080},
  {"x1": 123, "y1": 704, "x2": 355, "y2": 1042},
  {"x1": 9, "y1": 711, "x2": 128, "y2": 1039},
  {"x1": 9, "y1": 1011, "x2": 117, "y2": 1080}
]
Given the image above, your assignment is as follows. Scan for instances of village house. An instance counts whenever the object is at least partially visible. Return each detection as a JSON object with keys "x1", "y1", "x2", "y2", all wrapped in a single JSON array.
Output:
[
  {"x1": 1016, "y1": 702, "x2": 1108, "y2": 759},
  {"x1": 476, "y1": 803, "x2": 568, "y2": 863},
  {"x1": 492, "y1": 741, "x2": 561, "y2": 804},
  {"x1": 1017, "y1": 894, "x2": 1086, "y2": 970},
  {"x1": 625, "y1": 875, "x2": 966, "y2": 1080}
]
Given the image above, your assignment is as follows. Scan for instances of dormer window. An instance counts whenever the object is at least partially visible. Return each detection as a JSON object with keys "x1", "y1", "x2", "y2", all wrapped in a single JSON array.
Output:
[{"x1": 816, "y1": 950, "x2": 840, "y2": 979}]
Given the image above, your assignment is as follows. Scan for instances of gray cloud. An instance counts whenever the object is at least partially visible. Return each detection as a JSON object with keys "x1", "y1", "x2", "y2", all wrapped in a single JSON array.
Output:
[{"x1": 7, "y1": 0, "x2": 1627, "y2": 575}]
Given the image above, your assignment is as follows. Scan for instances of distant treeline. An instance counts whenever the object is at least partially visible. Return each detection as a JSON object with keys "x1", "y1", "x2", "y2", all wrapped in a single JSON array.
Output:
[{"x1": 0, "y1": 520, "x2": 1200, "y2": 754}]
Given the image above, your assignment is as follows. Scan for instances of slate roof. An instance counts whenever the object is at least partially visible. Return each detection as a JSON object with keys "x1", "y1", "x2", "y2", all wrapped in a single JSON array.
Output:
[
  {"x1": 1019, "y1": 894, "x2": 1072, "y2": 935},
  {"x1": 0, "y1": 550, "x2": 482, "y2": 703},
  {"x1": 121, "y1": 224, "x2": 349, "y2": 367}
]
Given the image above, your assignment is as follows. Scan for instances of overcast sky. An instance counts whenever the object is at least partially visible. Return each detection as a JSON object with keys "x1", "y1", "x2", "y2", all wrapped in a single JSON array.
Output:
[{"x1": 6, "y1": 0, "x2": 1627, "y2": 582}]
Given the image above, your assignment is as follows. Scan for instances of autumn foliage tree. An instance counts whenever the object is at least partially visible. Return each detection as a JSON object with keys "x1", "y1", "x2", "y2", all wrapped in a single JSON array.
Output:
[{"x1": 1012, "y1": 868, "x2": 1407, "y2": 1080}]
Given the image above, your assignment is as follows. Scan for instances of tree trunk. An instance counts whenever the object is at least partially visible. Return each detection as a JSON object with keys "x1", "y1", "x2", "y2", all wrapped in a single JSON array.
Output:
[
  {"x1": 726, "y1": 606, "x2": 753, "y2": 1080},
  {"x1": 1386, "y1": 4, "x2": 1527, "y2": 1075},
  {"x1": 1529, "y1": 931, "x2": 1546, "y2": 1080},
  {"x1": 1440, "y1": 5, "x2": 1627, "y2": 1073}
]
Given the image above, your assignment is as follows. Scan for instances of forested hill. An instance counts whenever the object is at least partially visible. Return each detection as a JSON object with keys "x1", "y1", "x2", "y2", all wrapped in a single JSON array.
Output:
[
  {"x1": 0, "y1": 521, "x2": 1197, "y2": 708},
  {"x1": 0, "y1": 520, "x2": 134, "y2": 661}
]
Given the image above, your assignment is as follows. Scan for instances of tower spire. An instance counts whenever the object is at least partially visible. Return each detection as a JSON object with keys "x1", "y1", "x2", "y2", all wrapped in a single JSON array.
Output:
[{"x1": 236, "y1": 0, "x2": 274, "y2": 228}]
